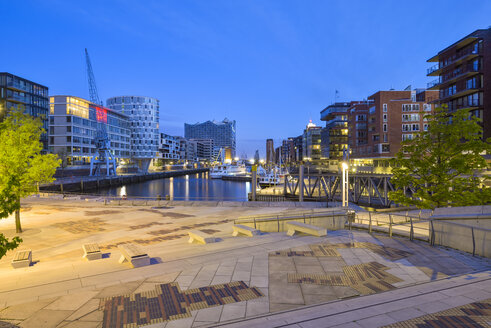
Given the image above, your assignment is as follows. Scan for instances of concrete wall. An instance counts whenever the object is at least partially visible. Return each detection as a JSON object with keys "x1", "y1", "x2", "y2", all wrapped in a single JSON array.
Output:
[
  {"x1": 237, "y1": 213, "x2": 347, "y2": 233},
  {"x1": 430, "y1": 220, "x2": 490, "y2": 258}
]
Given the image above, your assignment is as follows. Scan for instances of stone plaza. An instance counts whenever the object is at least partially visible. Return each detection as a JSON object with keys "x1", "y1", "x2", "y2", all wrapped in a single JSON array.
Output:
[{"x1": 0, "y1": 197, "x2": 489, "y2": 328}]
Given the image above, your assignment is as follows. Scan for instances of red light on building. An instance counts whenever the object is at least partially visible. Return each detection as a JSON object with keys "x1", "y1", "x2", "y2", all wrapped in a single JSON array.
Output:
[{"x1": 95, "y1": 106, "x2": 108, "y2": 123}]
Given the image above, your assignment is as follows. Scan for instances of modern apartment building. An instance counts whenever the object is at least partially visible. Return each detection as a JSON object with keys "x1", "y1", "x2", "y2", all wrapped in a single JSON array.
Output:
[
  {"x1": 302, "y1": 120, "x2": 322, "y2": 162},
  {"x1": 184, "y1": 118, "x2": 236, "y2": 157},
  {"x1": 360, "y1": 89, "x2": 438, "y2": 159},
  {"x1": 320, "y1": 102, "x2": 351, "y2": 159},
  {"x1": 281, "y1": 138, "x2": 295, "y2": 163},
  {"x1": 49, "y1": 96, "x2": 131, "y2": 164},
  {"x1": 0, "y1": 73, "x2": 50, "y2": 151},
  {"x1": 348, "y1": 101, "x2": 372, "y2": 158},
  {"x1": 293, "y1": 135, "x2": 303, "y2": 162},
  {"x1": 427, "y1": 28, "x2": 490, "y2": 139},
  {"x1": 158, "y1": 133, "x2": 180, "y2": 162},
  {"x1": 106, "y1": 96, "x2": 160, "y2": 171},
  {"x1": 266, "y1": 139, "x2": 275, "y2": 164}
]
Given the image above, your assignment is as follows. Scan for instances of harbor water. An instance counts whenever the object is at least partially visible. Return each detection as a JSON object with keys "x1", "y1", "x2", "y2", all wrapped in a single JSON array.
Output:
[{"x1": 98, "y1": 172, "x2": 251, "y2": 201}]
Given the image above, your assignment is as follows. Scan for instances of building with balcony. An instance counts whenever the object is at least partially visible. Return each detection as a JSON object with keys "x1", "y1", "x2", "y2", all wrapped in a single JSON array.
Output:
[
  {"x1": 184, "y1": 118, "x2": 236, "y2": 157},
  {"x1": 293, "y1": 135, "x2": 303, "y2": 162},
  {"x1": 281, "y1": 138, "x2": 295, "y2": 164},
  {"x1": 189, "y1": 138, "x2": 215, "y2": 161},
  {"x1": 0, "y1": 73, "x2": 49, "y2": 151},
  {"x1": 348, "y1": 100, "x2": 372, "y2": 158},
  {"x1": 302, "y1": 120, "x2": 322, "y2": 163},
  {"x1": 426, "y1": 28, "x2": 490, "y2": 139},
  {"x1": 158, "y1": 133, "x2": 180, "y2": 163},
  {"x1": 106, "y1": 96, "x2": 160, "y2": 172},
  {"x1": 49, "y1": 96, "x2": 130, "y2": 165},
  {"x1": 320, "y1": 102, "x2": 351, "y2": 159},
  {"x1": 362, "y1": 89, "x2": 438, "y2": 159}
]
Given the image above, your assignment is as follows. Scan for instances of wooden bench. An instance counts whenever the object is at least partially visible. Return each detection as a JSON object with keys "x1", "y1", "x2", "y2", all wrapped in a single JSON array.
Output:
[
  {"x1": 232, "y1": 224, "x2": 260, "y2": 237},
  {"x1": 82, "y1": 243, "x2": 102, "y2": 261},
  {"x1": 11, "y1": 250, "x2": 32, "y2": 269},
  {"x1": 286, "y1": 221, "x2": 327, "y2": 237},
  {"x1": 188, "y1": 230, "x2": 216, "y2": 244},
  {"x1": 118, "y1": 243, "x2": 150, "y2": 268}
]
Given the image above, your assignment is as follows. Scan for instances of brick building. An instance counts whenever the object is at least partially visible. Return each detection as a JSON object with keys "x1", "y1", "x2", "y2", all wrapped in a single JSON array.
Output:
[
  {"x1": 427, "y1": 28, "x2": 491, "y2": 140},
  {"x1": 355, "y1": 89, "x2": 439, "y2": 159}
]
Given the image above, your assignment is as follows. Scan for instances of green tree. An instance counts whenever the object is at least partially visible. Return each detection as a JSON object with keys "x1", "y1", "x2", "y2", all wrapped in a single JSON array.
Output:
[
  {"x1": 389, "y1": 106, "x2": 491, "y2": 209},
  {"x1": 0, "y1": 107, "x2": 60, "y2": 234}
]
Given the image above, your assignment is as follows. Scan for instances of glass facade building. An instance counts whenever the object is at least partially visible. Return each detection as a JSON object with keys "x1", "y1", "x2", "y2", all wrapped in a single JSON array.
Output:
[
  {"x1": 49, "y1": 96, "x2": 130, "y2": 165},
  {"x1": 184, "y1": 118, "x2": 236, "y2": 157},
  {"x1": 106, "y1": 96, "x2": 160, "y2": 171},
  {"x1": 0, "y1": 72, "x2": 49, "y2": 151}
]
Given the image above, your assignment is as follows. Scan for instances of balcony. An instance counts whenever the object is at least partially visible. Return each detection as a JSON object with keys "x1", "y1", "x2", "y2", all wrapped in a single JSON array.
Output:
[
  {"x1": 427, "y1": 63, "x2": 441, "y2": 76},
  {"x1": 439, "y1": 87, "x2": 481, "y2": 103},
  {"x1": 6, "y1": 81, "x2": 29, "y2": 92},
  {"x1": 6, "y1": 93, "x2": 29, "y2": 104},
  {"x1": 427, "y1": 78, "x2": 441, "y2": 89}
]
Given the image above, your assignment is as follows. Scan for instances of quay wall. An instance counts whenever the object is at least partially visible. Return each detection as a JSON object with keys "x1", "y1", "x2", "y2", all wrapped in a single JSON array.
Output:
[{"x1": 40, "y1": 169, "x2": 208, "y2": 193}]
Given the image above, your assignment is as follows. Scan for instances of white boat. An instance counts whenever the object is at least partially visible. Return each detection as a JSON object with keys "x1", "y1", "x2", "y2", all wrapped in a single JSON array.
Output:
[
  {"x1": 258, "y1": 166, "x2": 286, "y2": 187},
  {"x1": 210, "y1": 163, "x2": 247, "y2": 179}
]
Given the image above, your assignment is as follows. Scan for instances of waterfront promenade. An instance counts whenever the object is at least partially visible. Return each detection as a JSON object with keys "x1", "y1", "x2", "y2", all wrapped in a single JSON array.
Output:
[{"x1": 0, "y1": 197, "x2": 489, "y2": 328}]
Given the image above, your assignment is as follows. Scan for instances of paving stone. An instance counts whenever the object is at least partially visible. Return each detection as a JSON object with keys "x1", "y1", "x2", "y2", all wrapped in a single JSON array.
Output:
[
  {"x1": 94, "y1": 280, "x2": 142, "y2": 299},
  {"x1": 216, "y1": 265, "x2": 236, "y2": 276},
  {"x1": 0, "y1": 298, "x2": 57, "y2": 320},
  {"x1": 303, "y1": 294, "x2": 338, "y2": 305},
  {"x1": 145, "y1": 272, "x2": 180, "y2": 283},
  {"x1": 220, "y1": 304, "x2": 246, "y2": 322},
  {"x1": 250, "y1": 276, "x2": 268, "y2": 288},
  {"x1": 355, "y1": 313, "x2": 397, "y2": 327},
  {"x1": 269, "y1": 283, "x2": 304, "y2": 305},
  {"x1": 246, "y1": 301, "x2": 270, "y2": 317},
  {"x1": 269, "y1": 303, "x2": 301, "y2": 313},
  {"x1": 18, "y1": 309, "x2": 72, "y2": 328},
  {"x1": 65, "y1": 299, "x2": 100, "y2": 321},
  {"x1": 59, "y1": 321, "x2": 100, "y2": 328},
  {"x1": 232, "y1": 271, "x2": 250, "y2": 282},
  {"x1": 45, "y1": 291, "x2": 98, "y2": 311},
  {"x1": 386, "y1": 306, "x2": 427, "y2": 322},
  {"x1": 194, "y1": 305, "x2": 223, "y2": 322},
  {"x1": 331, "y1": 286, "x2": 359, "y2": 299},
  {"x1": 211, "y1": 275, "x2": 232, "y2": 285}
]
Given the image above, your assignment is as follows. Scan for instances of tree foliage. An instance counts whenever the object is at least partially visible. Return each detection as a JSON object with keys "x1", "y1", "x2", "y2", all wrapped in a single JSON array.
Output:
[
  {"x1": 389, "y1": 106, "x2": 491, "y2": 209},
  {"x1": 0, "y1": 107, "x2": 60, "y2": 237}
]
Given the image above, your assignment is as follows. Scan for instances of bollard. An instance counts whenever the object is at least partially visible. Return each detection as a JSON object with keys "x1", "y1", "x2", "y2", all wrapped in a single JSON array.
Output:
[
  {"x1": 252, "y1": 170, "x2": 257, "y2": 201},
  {"x1": 157, "y1": 194, "x2": 161, "y2": 201},
  {"x1": 166, "y1": 195, "x2": 170, "y2": 200}
]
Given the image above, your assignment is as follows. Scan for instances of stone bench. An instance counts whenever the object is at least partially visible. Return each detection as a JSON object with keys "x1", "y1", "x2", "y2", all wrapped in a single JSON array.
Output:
[
  {"x1": 82, "y1": 243, "x2": 102, "y2": 261},
  {"x1": 188, "y1": 230, "x2": 216, "y2": 244},
  {"x1": 286, "y1": 221, "x2": 327, "y2": 237},
  {"x1": 232, "y1": 224, "x2": 260, "y2": 237},
  {"x1": 11, "y1": 250, "x2": 32, "y2": 269},
  {"x1": 118, "y1": 243, "x2": 150, "y2": 268}
]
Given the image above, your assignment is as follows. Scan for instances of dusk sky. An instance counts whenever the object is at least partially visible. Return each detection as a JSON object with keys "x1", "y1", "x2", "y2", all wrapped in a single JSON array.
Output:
[{"x1": 2, "y1": 0, "x2": 490, "y2": 158}]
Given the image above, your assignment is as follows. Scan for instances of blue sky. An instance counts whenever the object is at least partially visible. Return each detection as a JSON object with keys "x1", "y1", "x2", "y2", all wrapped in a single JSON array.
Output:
[{"x1": 1, "y1": 0, "x2": 490, "y2": 157}]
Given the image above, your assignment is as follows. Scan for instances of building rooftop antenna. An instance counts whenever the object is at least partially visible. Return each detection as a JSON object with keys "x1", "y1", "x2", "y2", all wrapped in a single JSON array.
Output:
[{"x1": 85, "y1": 48, "x2": 101, "y2": 105}]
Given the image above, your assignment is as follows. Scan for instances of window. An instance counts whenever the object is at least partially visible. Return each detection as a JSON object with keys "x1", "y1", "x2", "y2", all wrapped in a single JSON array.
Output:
[
  {"x1": 66, "y1": 116, "x2": 71, "y2": 123},
  {"x1": 66, "y1": 126, "x2": 71, "y2": 132},
  {"x1": 383, "y1": 114, "x2": 387, "y2": 122},
  {"x1": 383, "y1": 104, "x2": 387, "y2": 112},
  {"x1": 423, "y1": 123, "x2": 428, "y2": 131},
  {"x1": 402, "y1": 114, "x2": 420, "y2": 122},
  {"x1": 383, "y1": 124, "x2": 387, "y2": 132},
  {"x1": 402, "y1": 104, "x2": 420, "y2": 112},
  {"x1": 402, "y1": 134, "x2": 413, "y2": 141},
  {"x1": 66, "y1": 136, "x2": 71, "y2": 142},
  {"x1": 383, "y1": 134, "x2": 388, "y2": 142},
  {"x1": 423, "y1": 104, "x2": 431, "y2": 112}
]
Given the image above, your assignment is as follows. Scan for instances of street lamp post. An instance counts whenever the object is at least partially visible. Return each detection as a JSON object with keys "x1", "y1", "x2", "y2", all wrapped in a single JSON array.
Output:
[{"x1": 342, "y1": 161, "x2": 348, "y2": 207}]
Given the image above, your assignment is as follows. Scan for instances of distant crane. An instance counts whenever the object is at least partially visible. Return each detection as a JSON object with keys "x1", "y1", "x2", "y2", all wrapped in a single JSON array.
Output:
[
  {"x1": 85, "y1": 48, "x2": 101, "y2": 105},
  {"x1": 85, "y1": 48, "x2": 117, "y2": 176}
]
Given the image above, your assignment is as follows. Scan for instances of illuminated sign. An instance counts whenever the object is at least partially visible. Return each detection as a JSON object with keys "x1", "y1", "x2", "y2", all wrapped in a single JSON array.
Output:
[{"x1": 95, "y1": 106, "x2": 108, "y2": 123}]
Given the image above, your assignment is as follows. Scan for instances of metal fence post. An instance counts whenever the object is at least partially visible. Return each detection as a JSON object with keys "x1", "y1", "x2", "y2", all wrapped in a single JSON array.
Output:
[
  {"x1": 303, "y1": 214, "x2": 306, "y2": 224},
  {"x1": 254, "y1": 218, "x2": 257, "y2": 229},
  {"x1": 368, "y1": 212, "x2": 372, "y2": 234},
  {"x1": 409, "y1": 216, "x2": 414, "y2": 241},
  {"x1": 471, "y1": 227, "x2": 476, "y2": 256},
  {"x1": 277, "y1": 215, "x2": 280, "y2": 232},
  {"x1": 429, "y1": 220, "x2": 435, "y2": 246},
  {"x1": 389, "y1": 214, "x2": 393, "y2": 237}
]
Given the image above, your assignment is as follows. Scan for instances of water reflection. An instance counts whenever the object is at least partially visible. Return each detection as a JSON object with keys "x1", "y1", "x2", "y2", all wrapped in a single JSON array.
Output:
[{"x1": 99, "y1": 172, "x2": 250, "y2": 201}]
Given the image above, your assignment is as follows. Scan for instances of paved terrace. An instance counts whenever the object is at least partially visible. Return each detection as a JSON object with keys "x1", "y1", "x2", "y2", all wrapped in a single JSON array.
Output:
[{"x1": 0, "y1": 198, "x2": 489, "y2": 328}]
